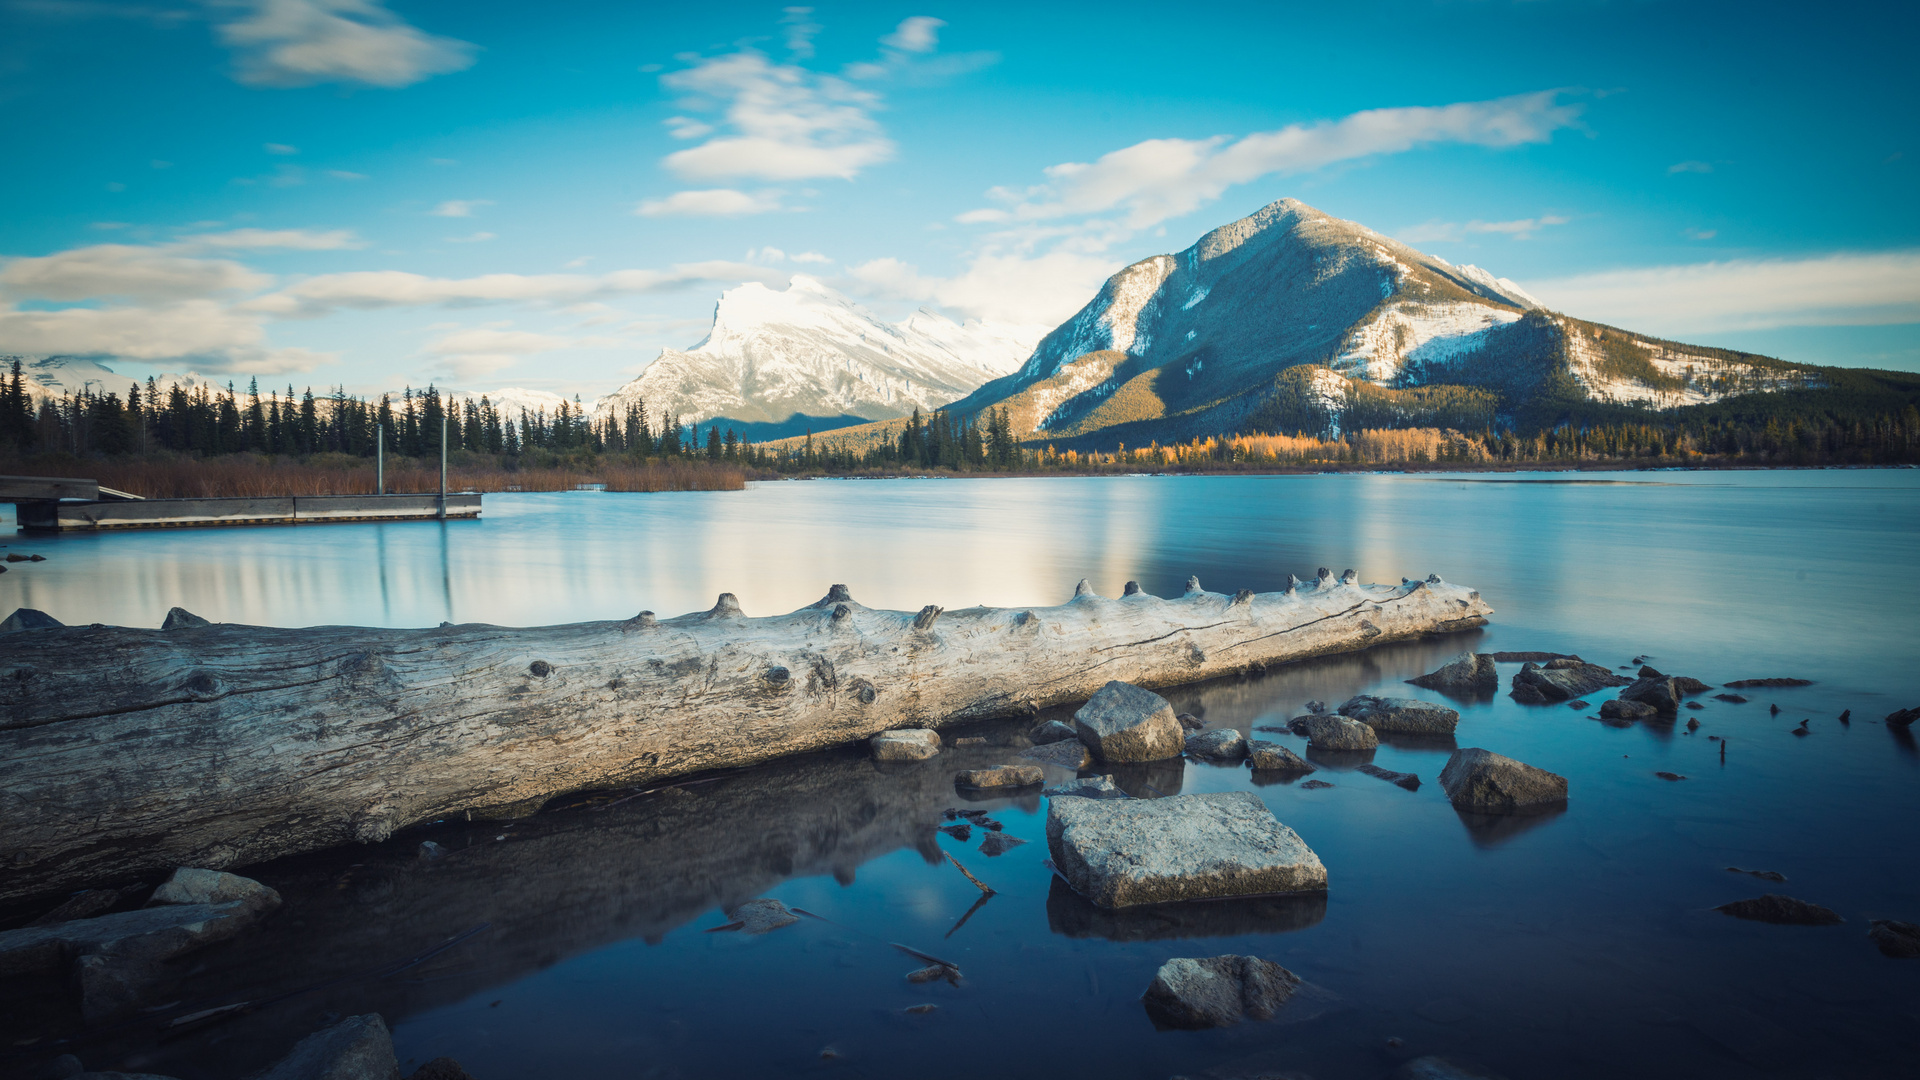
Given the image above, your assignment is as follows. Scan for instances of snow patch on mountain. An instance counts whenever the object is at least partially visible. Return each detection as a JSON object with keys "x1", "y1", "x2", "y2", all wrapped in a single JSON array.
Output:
[
  {"x1": 1560, "y1": 321, "x2": 1816, "y2": 407},
  {"x1": 1455, "y1": 264, "x2": 1542, "y2": 309},
  {"x1": 1020, "y1": 255, "x2": 1177, "y2": 380},
  {"x1": 4, "y1": 355, "x2": 125, "y2": 401},
  {"x1": 1333, "y1": 302, "x2": 1523, "y2": 385}
]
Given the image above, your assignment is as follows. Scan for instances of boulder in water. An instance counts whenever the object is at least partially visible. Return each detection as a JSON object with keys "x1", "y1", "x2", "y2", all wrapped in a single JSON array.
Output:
[
  {"x1": 148, "y1": 867, "x2": 280, "y2": 912},
  {"x1": 1408, "y1": 653, "x2": 1497, "y2": 694},
  {"x1": 1394, "y1": 1057, "x2": 1512, "y2": 1080},
  {"x1": 1247, "y1": 741, "x2": 1315, "y2": 773},
  {"x1": 1438, "y1": 748, "x2": 1568, "y2": 814},
  {"x1": 1715, "y1": 894, "x2": 1843, "y2": 925},
  {"x1": 1073, "y1": 681, "x2": 1184, "y2": 763},
  {"x1": 1510, "y1": 658, "x2": 1630, "y2": 702},
  {"x1": 1600, "y1": 699, "x2": 1658, "y2": 721},
  {"x1": 1619, "y1": 674, "x2": 1682, "y2": 714},
  {"x1": 1868, "y1": 919, "x2": 1920, "y2": 958},
  {"x1": 954, "y1": 765, "x2": 1044, "y2": 790},
  {"x1": 1020, "y1": 738, "x2": 1092, "y2": 770},
  {"x1": 1184, "y1": 728, "x2": 1247, "y2": 761},
  {"x1": 1044, "y1": 775, "x2": 1128, "y2": 800},
  {"x1": 1046, "y1": 791, "x2": 1326, "y2": 908},
  {"x1": 252, "y1": 1014, "x2": 400, "y2": 1080},
  {"x1": 1356, "y1": 763, "x2": 1420, "y2": 791},
  {"x1": 1029, "y1": 720, "x2": 1077, "y2": 745},
  {"x1": 1294, "y1": 714, "x2": 1377, "y2": 751},
  {"x1": 1338, "y1": 695, "x2": 1458, "y2": 734},
  {"x1": 870, "y1": 729, "x2": 941, "y2": 762},
  {"x1": 1140, "y1": 954, "x2": 1300, "y2": 1029}
]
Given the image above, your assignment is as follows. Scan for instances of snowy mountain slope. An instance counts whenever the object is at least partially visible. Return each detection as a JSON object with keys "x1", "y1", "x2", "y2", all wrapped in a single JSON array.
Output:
[
  {"x1": 4, "y1": 355, "x2": 127, "y2": 400},
  {"x1": 593, "y1": 276, "x2": 1038, "y2": 438}
]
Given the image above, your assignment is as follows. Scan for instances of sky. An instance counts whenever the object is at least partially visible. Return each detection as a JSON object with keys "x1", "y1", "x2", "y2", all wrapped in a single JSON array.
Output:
[{"x1": 0, "y1": 0, "x2": 1915, "y2": 400}]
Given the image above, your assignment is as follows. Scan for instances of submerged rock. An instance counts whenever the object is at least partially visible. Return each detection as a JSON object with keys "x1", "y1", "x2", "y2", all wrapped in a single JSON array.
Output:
[
  {"x1": 727, "y1": 898, "x2": 801, "y2": 934},
  {"x1": 1247, "y1": 741, "x2": 1315, "y2": 773},
  {"x1": 1185, "y1": 728, "x2": 1247, "y2": 761},
  {"x1": 1356, "y1": 763, "x2": 1420, "y2": 791},
  {"x1": 1046, "y1": 791, "x2": 1326, "y2": 908},
  {"x1": 0, "y1": 900, "x2": 268, "y2": 977},
  {"x1": 870, "y1": 729, "x2": 941, "y2": 762},
  {"x1": 1887, "y1": 707, "x2": 1920, "y2": 729},
  {"x1": 1600, "y1": 699, "x2": 1658, "y2": 721},
  {"x1": 1140, "y1": 954, "x2": 1300, "y2": 1029},
  {"x1": 1716, "y1": 894, "x2": 1844, "y2": 925},
  {"x1": 1724, "y1": 678, "x2": 1813, "y2": 688},
  {"x1": 1293, "y1": 714, "x2": 1378, "y2": 751},
  {"x1": 31, "y1": 886, "x2": 145, "y2": 926},
  {"x1": 1021, "y1": 738, "x2": 1093, "y2": 770},
  {"x1": 1725, "y1": 866, "x2": 1787, "y2": 883},
  {"x1": 1868, "y1": 919, "x2": 1920, "y2": 958},
  {"x1": 1337, "y1": 695, "x2": 1458, "y2": 734},
  {"x1": 1300, "y1": 779, "x2": 1334, "y2": 790},
  {"x1": 1043, "y1": 775, "x2": 1129, "y2": 800},
  {"x1": 253, "y1": 1013, "x2": 400, "y2": 1080},
  {"x1": 1714, "y1": 693, "x2": 1750, "y2": 704},
  {"x1": 1408, "y1": 653, "x2": 1497, "y2": 694},
  {"x1": 1074, "y1": 681, "x2": 1184, "y2": 763},
  {"x1": 1029, "y1": 720, "x2": 1077, "y2": 745},
  {"x1": 978, "y1": 831, "x2": 1025, "y2": 857},
  {"x1": 1394, "y1": 1057, "x2": 1512, "y2": 1080},
  {"x1": 954, "y1": 765, "x2": 1044, "y2": 790},
  {"x1": 1175, "y1": 712, "x2": 1207, "y2": 731},
  {"x1": 407, "y1": 1059, "x2": 477, "y2": 1080},
  {"x1": 1438, "y1": 748, "x2": 1567, "y2": 813}
]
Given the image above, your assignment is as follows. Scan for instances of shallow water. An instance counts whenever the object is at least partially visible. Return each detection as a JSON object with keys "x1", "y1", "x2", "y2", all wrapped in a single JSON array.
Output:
[{"x1": 4, "y1": 472, "x2": 1919, "y2": 1079}]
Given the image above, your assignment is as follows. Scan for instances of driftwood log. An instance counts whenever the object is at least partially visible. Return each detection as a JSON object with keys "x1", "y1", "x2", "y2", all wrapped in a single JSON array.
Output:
[{"x1": 0, "y1": 572, "x2": 1491, "y2": 903}]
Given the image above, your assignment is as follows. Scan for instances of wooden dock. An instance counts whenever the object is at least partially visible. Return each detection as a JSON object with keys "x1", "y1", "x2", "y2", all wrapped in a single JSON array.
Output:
[{"x1": 2, "y1": 476, "x2": 481, "y2": 532}]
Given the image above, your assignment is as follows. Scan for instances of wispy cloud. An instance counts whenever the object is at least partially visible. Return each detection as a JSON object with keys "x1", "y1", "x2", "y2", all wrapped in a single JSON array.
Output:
[
  {"x1": 212, "y1": 0, "x2": 477, "y2": 89},
  {"x1": 445, "y1": 231, "x2": 496, "y2": 243},
  {"x1": 1668, "y1": 160, "x2": 1713, "y2": 174},
  {"x1": 430, "y1": 199, "x2": 491, "y2": 217},
  {"x1": 961, "y1": 91, "x2": 1584, "y2": 236},
  {"x1": 179, "y1": 227, "x2": 367, "y2": 250},
  {"x1": 1399, "y1": 215, "x2": 1570, "y2": 244},
  {"x1": 847, "y1": 250, "x2": 1117, "y2": 329},
  {"x1": 1525, "y1": 251, "x2": 1920, "y2": 332},
  {"x1": 635, "y1": 188, "x2": 784, "y2": 217},
  {"x1": 264, "y1": 142, "x2": 298, "y2": 155},
  {"x1": 659, "y1": 50, "x2": 891, "y2": 182},
  {"x1": 0, "y1": 243, "x2": 271, "y2": 302},
  {"x1": 245, "y1": 260, "x2": 791, "y2": 317}
]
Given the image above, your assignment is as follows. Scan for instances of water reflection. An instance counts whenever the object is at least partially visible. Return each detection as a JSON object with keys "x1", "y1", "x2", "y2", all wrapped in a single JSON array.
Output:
[
  {"x1": 1044, "y1": 877, "x2": 1327, "y2": 941},
  {"x1": 1452, "y1": 805, "x2": 1569, "y2": 848}
]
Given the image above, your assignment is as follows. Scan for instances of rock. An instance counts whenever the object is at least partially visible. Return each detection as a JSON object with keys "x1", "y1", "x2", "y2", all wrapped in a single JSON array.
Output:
[
  {"x1": 1407, "y1": 652, "x2": 1497, "y2": 694},
  {"x1": 406, "y1": 1060, "x2": 476, "y2": 1080},
  {"x1": 1674, "y1": 676, "x2": 1713, "y2": 695},
  {"x1": 1600, "y1": 699, "x2": 1657, "y2": 721},
  {"x1": 1140, "y1": 954, "x2": 1300, "y2": 1029},
  {"x1": 1029, "y1": 720, "x2": 1077, "y2": 745},
  {"x1": 906, "y1": 964, "x2": 958, "y2": 984},
  {"x1": 1294, "y1": 714, "x2": 1378, "y2": 751},
  {"x1": 149, "y1": 867, "x2": 281, "y2": 912},
  {"x1": 1393, "y1": 1057, "x2": 1511, "y2": 1080},
  {"x1": 1724, "y1": 678, "x2": 1812, "y2": 688},
  {"x1": 77, "y1": 951, "x2": 165, "y2": 1024},
  {"x1": 1868, "y1": 919, "x2": 1920, "y2": 958},
  {"x1": 0, "y1": 607, "x2": 63, "y2": 633},
  {"x1": 1185, "y1": 728, "x2": 1247, "y2": 760},
  {"x1": 1356, "y1": 763, "x2": 1420, "y2": 791},
  {"x1": 1715, "y1": 894, "x2": 1844, "y2": 925},
  {"x1": 870, "y1": 728, "x2": 941, "y2": 762},
  {"x1": 1300, "y1": 779, "x2": 1333, "y2": 789},
  {"x1": 979, "y1": 831, "x2": 1025, "y2": 856},
  {"x1": 1508, "y1": 683, "x2": 1548, "y2": 705},
  {"x1": 955, "y1": 765, "x2": 1045, "y2": 789},
  {"x1": 953, "y1": 736, "x2": 989, "y2": 747},
  {"x1": 1566, "y1": 700, "x2": 1590, "y2": 709},
  {"x1": 1726, "y1": 866, "x2": 1787, "y2": 883},
  {"x1": 1073, "y1": 681, "x2": 1184, "y2": 763},
  {"x1": 0, "y1": 900, "x2": 266, "y2": 977},
  {"x1": 1438, "y1": 748, "x2": 1568, "y2": 813},
  {"x1": 1301, "y1": 699, "x2": 1327, "y2": 714},
  {"x1": 1046, "y1": 791, "x2": 1327, "y2": 908},
  {"x1": 1247, "y1": 741, "x2": 1315, "y2": 773},
  {"x1": 417, "y1": 841, "x2": 447, "y2": 860},
  {"x1": 1618, "y1": 675, "x2": 1681, "y2": 714},
  {"x1": 161, "y1": 607, "x2": 211, "y2": 630},
  {"x1": 1887, "y1": 707, "x2": 1920, "y2": 729},
  {"x1": 1175, "y1": 712, "x2": 1206, "y2": 731},
  {"x1": 1488, "y1": 651, "x2": 1575, "y2": 662},
  {"x1": 1020, "y1": 738, "x2": 1093, "y2": 770},
  {"x1": 31, "y1": 886, "x2": 144, "y2": 926},
  {"x1": 1337, "y1": 695, "x2": 1458, "y2": 734},
  {"x1": 727, "y1": 898, "x2": 801, "y2": 933},
  {"x1": 1714, "y1": 693, "x2": 1749, "y2": 703},
  {"x1": 1510, "y1": 659, "x2": 1631, "y2": 702},
  {"x1": 1654, "y1": 771, "x2": 1687, "y2": 781},
  {"x1": 1043, "y1": 775, "x2": 1129, "y2": 800},
  {"x1": 1685, "y1": 701, "x2": 1705, "y2": 711},
  {"x1": 938, "y1": 823, "x2": 972, "y2": 841},
  {"x1": 253, "y1": 1013, "x2": 401, "y2": 1080}
]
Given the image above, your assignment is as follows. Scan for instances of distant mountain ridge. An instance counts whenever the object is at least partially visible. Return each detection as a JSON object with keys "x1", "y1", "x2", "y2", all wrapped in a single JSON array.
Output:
[{"x1": 591, "y1": 276, "x2": 1041, "y2": 441}]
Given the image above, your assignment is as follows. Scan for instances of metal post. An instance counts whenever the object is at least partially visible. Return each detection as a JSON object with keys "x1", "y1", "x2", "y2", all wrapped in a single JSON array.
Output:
[
  {"x1": 376, "y1": 424, "x2": 385, "y2": 495},
  {"x1": 438, "y1": 416, "x2": 448, "y2": 520}
]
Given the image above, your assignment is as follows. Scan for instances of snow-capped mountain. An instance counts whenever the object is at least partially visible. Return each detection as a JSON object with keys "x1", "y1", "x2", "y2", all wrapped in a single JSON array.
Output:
[
  {"x1": 593, "y1": 276, "x2": 1041, "y2": 439},
  {"x1": 3, "y1": 355, "x2": 127, "y2": 400},
  {"x1": 947, "y1": 198, "x2": 1815, "y2": 445}
]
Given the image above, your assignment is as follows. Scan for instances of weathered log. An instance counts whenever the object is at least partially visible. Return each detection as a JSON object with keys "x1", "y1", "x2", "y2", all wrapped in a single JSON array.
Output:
[{"x1": 0, "y1": 575, "x2": 1490, "y2": 903}]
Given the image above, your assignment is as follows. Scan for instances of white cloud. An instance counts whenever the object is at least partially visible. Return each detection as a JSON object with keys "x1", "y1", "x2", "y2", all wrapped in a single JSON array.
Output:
[
  {"x1": 0, "y1": 301, "x2": 330, "y2": 373},
  {"x1": 848, "y1": 250, "x2": 1117, "y2": 328},
  {"x1": 179, "y1": 227, "x2": 367, "y2": 250},
  {"x1": 747, "y1": 246, "x2": 787, "y2": 262},
  {"x1": 247, "y1": 260, "x2": 790, "y2": 317},
  {"x1": 780, "y1": 6, "x2": 821, "y2": 58},
  {"x1": 963, "y1": 91, "x2": 1584, "y2": 235},
  {"x1": 1683, "y1": 227, "x2": 1718, "y2": 241},
  {"x1": 430, "y1": 199, "x2": 491, "y2": 217},
  {"x1": 446, "y1": 231, "x2": 496, "y2": 243},
  {"x1": 0, "y1": 244, "x2": 271, "y2": 302},
  {"x1": 213, "y1": 0, "x2": 477, "y2": 89},
  {"x1": 264, "y1": 142, "x2": 298, "y2": 154},
  {"x1": 424, "y1": 327, "x2": 572, "y2": 356},
  {"x1": 1668, "y1": 160, "x2": 1713, "y2": 174},
  {"x1": 880, "y1": 16, "x2": 943, "y2": 53},
  {"x1": 791, "y1": 250, "x2": 831, "y2": 264},
  {"x1": 635, "y1": 188, "x2": 784, "y2": 217},
  {"x1": 1398, "y1": 215, "x2": 1570, "y2": 243},
  {"x1": 1524, "y1": 251, "x2": 1920, "y2": 333},
  {"x1": 327, "y1": 169, "x2": 368, "y2": 180},
  {"x1": 664, "y1": 115, "x2": 714, "y2": 140},
  {"x1": 661, "y1": 49, "x2": 892, "y2": 182}
]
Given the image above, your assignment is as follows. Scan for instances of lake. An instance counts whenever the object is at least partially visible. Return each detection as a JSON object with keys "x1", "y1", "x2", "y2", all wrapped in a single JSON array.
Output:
[{"x1": 4, "y1": 471, "x2": 1918, "y2": 1079}]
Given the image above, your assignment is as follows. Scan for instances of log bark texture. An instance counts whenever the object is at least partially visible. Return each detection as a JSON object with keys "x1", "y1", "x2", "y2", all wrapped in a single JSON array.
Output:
[{"x1": 0, "y1": 575, "x2": 1491, "y2": 903}]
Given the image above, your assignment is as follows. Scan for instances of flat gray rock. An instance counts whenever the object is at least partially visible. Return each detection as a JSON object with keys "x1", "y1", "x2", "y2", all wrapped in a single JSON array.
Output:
[
  {"x1": 1408, "y1": 652, "x2": 1497, "y2": 693},
  {"x1": 254, "y1": 1014, "x2": 401, "y2": 1080},
  {"x1": 0, "y1": 900, "x2": 263, "y2": 977},
  {"x1": 1337, "y1": 695, "x2": 1459, "y2": 734},
  {"x1": 1247, "y1": 741, "x2": 1315, "y2": 773},
  {"x1": 1141, "y1": 953, "x2": 1300, "y2": 1029},
  {"x1": 1021, "y1": 738, "x2": 1093, "y2": 770},
  {"x1": 870, "y1": 728, "x2": 941, "y2": 762},
  {"x1": 726, "y1": 898, "x2": 800, "y2": 934},
  {"x1": 1184, "y1": 728, "x2": 1247, "y2": 761},
  {"x1": 955, "y1": 764, "x2": 1045, "y2": 789},
  {"x1": 1073, "y1": 681, "x2": 1184, "y2": 763},
  {"x1": 1046, "y1": 791, "x2": 1326, "y2": 908},
  {"x1": 1438, "y1": 748, "x2": 1568, "y2": 813},
  {"x1": 149, "y1": 867, "x2": 280, "y2": 911},
  {"x1": 1510, "y1": 658, "x2": 1631, "y2": 702},
  {"x1": 1294, "y1": 714, "x2": 1377, "y2": 751},
  {"x1": 1600, "y1": 699, "x2": 1657, "y2": 721}
]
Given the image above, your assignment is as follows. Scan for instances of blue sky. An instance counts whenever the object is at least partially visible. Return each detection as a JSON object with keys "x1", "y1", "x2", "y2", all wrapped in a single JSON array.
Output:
[{"x1": 1, "y1": 0, "x2": 1914, "y2": 398}]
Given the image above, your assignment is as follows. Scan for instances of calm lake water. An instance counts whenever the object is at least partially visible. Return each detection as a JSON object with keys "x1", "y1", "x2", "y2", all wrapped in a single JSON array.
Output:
[{"x1": 4, "y1": 472, "x2": 1919, "y2": 1079}]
